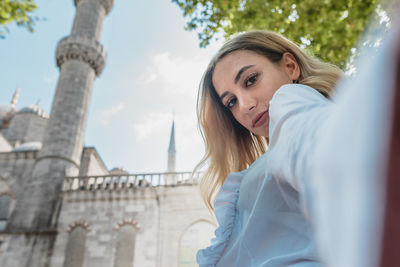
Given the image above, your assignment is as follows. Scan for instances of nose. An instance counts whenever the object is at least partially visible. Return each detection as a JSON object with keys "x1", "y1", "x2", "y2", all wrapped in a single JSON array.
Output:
[{"x1": 237, "y1": 93, "x2": 256, "y2": 113}]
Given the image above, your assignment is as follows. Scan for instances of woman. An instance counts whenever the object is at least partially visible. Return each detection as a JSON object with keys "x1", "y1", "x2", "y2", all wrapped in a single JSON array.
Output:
[
  {"x1": 195, "y1": 30, "x2": 343, "y2": 266},
  {"x1": 195, "y1": 22, "x2": 400, "y2": 266}
]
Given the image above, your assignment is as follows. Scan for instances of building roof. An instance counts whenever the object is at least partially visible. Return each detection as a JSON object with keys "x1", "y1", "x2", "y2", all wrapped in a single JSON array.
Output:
[
  {"x1": 18, "y1": 105, "x2": 49, "y2": 118},
  {"x1": 13, "y1": 141, "x2": 42, "y2": 152},
  {"x1": 109, "y1": 167, "x2": 129, "y2": 175},
  {"x1": 0, "y1": 104, "x2": 16, "y2": 121},
  {"x1": 1, "y1": 88, "x2": 20, "y2": 122},
  {"x1": 0, "y1": 133, "x2": 12, "y2": 152}
]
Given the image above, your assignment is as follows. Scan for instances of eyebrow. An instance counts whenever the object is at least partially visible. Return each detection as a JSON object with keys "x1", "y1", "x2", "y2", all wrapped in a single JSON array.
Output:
[
  {"x1": 234, "y1": 65, "x2": 255, "y2": 84},
  {"x1": 219, "y1": 64, "x2": 255, "y2": 103},
  {"x1": 220, "y1": 91, "x2": 230, "y2": 103}
]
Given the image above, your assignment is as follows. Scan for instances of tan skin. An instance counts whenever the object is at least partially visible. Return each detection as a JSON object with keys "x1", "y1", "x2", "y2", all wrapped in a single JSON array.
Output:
[{"x1": 212, "y1": 50, "x2": 300, "y2": 137}]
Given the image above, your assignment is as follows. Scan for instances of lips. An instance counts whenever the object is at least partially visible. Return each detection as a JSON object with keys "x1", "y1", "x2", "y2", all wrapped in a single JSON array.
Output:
[{"x1": 252, "y1": 110, "x2": 269, "y2": 128}]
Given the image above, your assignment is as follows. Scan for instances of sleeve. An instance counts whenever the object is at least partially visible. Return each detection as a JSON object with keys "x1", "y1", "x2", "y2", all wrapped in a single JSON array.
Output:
[
  {"x1": 267, "y1": 83, "x2": 332, "y2": 195},
  {"x1": 196, "y1": 170, "x2": 247, "y2": 267}
]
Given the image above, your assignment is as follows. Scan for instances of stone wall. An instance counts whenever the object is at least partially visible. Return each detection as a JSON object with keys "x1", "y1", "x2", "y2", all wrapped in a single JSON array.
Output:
[
  {"x1": 0, "y1": 151, "x2": 37, "y2": 199},
  {"x1": 156, "y1": 185, "x2": 216, "y2": 267},
  {"x1": 0, "y1": 149, "x2": 217, "y2": 267},
  {"x1": 0, "y1": 150, "x2": 38, "y2": 262},
  {"x1": 49, "y1": 183, "x2": 216, "y2": 267},
  {"x1": 51, "y1": 187, "x2": 159, "y2": 267}
]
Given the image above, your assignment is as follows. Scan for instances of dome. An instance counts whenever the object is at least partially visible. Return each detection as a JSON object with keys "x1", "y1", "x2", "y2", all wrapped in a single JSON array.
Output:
[
  {"x1": 109, "y1": 167, "x2": 129, "y2": 175},
  {"x1": 0, "y1": 104, "x2": 16, "y2": 120},
  {"x1": 13, "y1": 141, "x2": 42, "y2": 152},
  {"x1": 18, "y1": 105, "x2": 48, "y2": 118}
]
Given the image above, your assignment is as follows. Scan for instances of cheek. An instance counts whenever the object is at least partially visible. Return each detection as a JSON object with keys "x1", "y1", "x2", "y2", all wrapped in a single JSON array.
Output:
[
  {"x1": 232, "y1": 111, "x2": 250, "y2": 129},
  {"x1": 233, "y1": 113, "x2": 268, "y2": 137},
  {"x1": 274, "y1": 72, "x2": 291, "y2": 90}
]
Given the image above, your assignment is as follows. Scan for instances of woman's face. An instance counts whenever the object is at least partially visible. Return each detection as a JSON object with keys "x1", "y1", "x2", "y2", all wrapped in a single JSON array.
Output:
[{"x1": 212, "y1": 50, "x2": 299, "y2": 137}]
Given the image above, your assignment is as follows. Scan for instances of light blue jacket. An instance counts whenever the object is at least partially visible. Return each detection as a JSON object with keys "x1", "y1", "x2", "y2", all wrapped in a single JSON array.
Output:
[{"x1": 197, "y1": 84, "x2": 327, "y2": 267}]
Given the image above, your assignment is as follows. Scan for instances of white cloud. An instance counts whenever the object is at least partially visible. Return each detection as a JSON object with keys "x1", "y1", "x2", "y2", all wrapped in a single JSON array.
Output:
[
  {"x1": 101, "y1": 102, "x2": 126, "y2": 126},
  {"x1": 131, "y1": 112, "x2": 171, "y2": 141},
  {"x1": 175, "y1": 112, "x2": 202, "y2": 147},
  {"x1": 138, "y1": 51, "x2": 211, "y2": 96},
  {"x1": 121, "y1": 44, "x2": 222, "y2": 171}
]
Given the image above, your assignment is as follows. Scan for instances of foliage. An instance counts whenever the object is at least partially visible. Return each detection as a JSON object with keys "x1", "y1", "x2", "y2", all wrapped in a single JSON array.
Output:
[
  {"x1": 172, "y1": 0, "x2": 380, "y2": 69},
  {"x1": 0, "y1": 0, "x2": 38, "y2": 38}
]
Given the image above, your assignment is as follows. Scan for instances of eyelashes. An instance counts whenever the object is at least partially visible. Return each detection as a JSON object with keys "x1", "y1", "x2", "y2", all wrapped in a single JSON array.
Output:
[
  {"x1": 245, "y1": 73, "x2": 258, "y2": 87},
  {"x1": 224, "y1": 72, "x2": 259, "y2": 109},
  {"x1": 226, "y1": 97, "x2": 237, "y2": 109}
]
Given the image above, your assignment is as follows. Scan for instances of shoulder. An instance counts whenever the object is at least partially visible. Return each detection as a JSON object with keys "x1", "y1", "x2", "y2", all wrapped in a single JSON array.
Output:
[
  {"x1": 269, "y1": 84, "x2": 331, "y2": 131},
  {"x1": 267, "y1": 84, "x2": 332, "y2": 192},
  {"x1": 270, "y1": 84, "x2": 330, "y2": 112}
]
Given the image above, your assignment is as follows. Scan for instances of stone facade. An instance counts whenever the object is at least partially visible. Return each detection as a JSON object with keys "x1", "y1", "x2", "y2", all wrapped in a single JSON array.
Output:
[
  {"x1": 0, "y1": 153, "x2": 215, "y2": 266},
  {"x1": 157, "y1": 186, "x2": 215, "y2": 267},
  {"x1": 0, "y1": 0, "x2": 216, "y2": 266},
  {"x1": 51, "y1": 187, "x2": 158, "y2": 267}
]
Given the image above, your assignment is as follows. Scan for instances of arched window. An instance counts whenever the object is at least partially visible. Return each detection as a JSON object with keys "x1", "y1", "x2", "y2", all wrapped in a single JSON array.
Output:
[
  {"x1": 114, "y1": 224, "x2": 136, "y2": 267},
  {"x1": 178, "y1": 221, "x2": 216, "y2": 267},
  {"x1": 0, "y1": 194, "x2": 11, "y2": 231},
  {"x1": 63, "y1": 226, "x2": 87, "y2": 267}
]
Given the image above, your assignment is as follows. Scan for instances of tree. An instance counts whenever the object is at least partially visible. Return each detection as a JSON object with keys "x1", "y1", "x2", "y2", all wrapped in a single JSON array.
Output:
[
  {"x1": 172, "y1": 0, "x2": 380, "y2": 69},
  {"x1": 0, "y1": 0, "x2": 38, "y2": 39}
]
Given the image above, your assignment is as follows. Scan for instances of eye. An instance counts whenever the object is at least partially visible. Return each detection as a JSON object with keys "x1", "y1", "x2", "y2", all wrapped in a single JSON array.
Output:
[
  {"x1": 245, "y1": 73, "x2": 258, "y2": 87},
  {"x1": 226, "y1": 97, "x2": 237, "y2": 109}
]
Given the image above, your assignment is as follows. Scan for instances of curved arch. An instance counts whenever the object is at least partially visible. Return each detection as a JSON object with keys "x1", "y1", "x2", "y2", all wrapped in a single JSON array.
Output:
[
  {"x1": 0, "y1": 185, "x2": 15, "y2": 231},
  {"x1": 66, "y1": 220, "x2": 91, "y2": 233},
  {"x1": 178, "y1": 218, "x2": 216, "y2": 243},
  {"x1": 114, "y1": 222, "x2": 137, "y2": 267},
  {"x1": 63, "y1": 225, "x2": 88, "y2": 267},
  {"x1": 114, "y1": 217, "x2": 140, "y2": 231},
  {"x1": 0, "y1": 191, "x2": 15, "y2": 199},
  {"x1": 177, "y1": 219, "x2": 216, "y2": 267}
]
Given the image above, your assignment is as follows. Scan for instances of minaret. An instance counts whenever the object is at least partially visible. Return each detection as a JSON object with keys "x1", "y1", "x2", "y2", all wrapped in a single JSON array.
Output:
[
  {"x1": 167, "y1": 120, "x2": 176, "y2": 172},
  {"x1": 0, "y1": 88, "x2": 19, "y2": 129},
  {"x1": 10, "y1": 87, "x2": 20, "y2": 108},
  {"x1": 4, "y1": 0, "x2": 113, "y2": 265}
]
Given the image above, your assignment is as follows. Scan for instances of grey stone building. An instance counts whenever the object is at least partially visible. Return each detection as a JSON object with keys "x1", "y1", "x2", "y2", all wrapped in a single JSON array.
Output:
[{"x1": 0, "y1": 0, "x2": 215, "y2": 266}]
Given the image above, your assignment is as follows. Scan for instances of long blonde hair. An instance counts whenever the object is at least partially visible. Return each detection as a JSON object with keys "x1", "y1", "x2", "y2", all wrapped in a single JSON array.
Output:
[{"x1": 196, "y1": 31, "x2": 343, "y2": 211}]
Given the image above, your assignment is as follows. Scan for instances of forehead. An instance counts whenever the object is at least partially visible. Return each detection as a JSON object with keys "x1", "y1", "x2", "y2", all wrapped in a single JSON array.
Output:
[
  {"x1": 216, "y1": 50, "x2": 264, "y2": 71},
  {"x1": 212, "y1": 50, "x2": 268, "y2": 91}
]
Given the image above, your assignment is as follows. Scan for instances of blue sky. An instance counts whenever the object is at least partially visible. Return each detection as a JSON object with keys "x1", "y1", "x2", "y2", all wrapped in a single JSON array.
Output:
[{"x1": 0, "y1": 0, "x2": 222, "y2": 173}]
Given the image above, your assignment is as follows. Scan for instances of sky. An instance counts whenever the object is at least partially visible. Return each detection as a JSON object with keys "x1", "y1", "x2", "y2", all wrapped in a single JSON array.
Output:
[{"x1": 0, "y1": 0, "x2": 224, "y2": 173}]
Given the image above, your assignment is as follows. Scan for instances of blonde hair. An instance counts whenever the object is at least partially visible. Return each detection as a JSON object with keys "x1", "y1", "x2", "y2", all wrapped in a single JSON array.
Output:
[{"x1": 195, "y1": 31, "x2": 343, "y2": 211}]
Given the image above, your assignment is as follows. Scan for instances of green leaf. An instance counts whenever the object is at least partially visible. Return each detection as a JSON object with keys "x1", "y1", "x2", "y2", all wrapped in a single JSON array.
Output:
[
  {"x1": 0, "y1": 0, "x2": 38, "y2": 38},
  {"x1": 172, "y1": 0, "x2": 384, "y2": 69}
]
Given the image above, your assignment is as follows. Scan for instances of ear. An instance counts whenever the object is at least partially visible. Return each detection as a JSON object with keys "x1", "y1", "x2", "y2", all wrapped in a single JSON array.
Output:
[{"x1": 281, "y1": 52, "x2": 300, "y2": 81}]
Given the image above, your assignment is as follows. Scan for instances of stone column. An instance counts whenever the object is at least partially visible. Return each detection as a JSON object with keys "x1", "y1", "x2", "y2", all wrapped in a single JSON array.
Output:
[{"x1": 2, "y1": 1, "x2": 113, "y2": 266}]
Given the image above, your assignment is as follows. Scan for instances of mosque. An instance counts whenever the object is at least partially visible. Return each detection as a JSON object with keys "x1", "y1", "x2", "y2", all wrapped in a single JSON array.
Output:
[{"x1": 0, "y1": 0, "x2": 215, "y2": 266}]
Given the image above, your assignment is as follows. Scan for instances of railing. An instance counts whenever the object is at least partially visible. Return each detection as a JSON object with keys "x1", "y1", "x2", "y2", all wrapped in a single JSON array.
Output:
[{"x1": 63, "y1": 172, "x2": 201, "y2": 192}]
